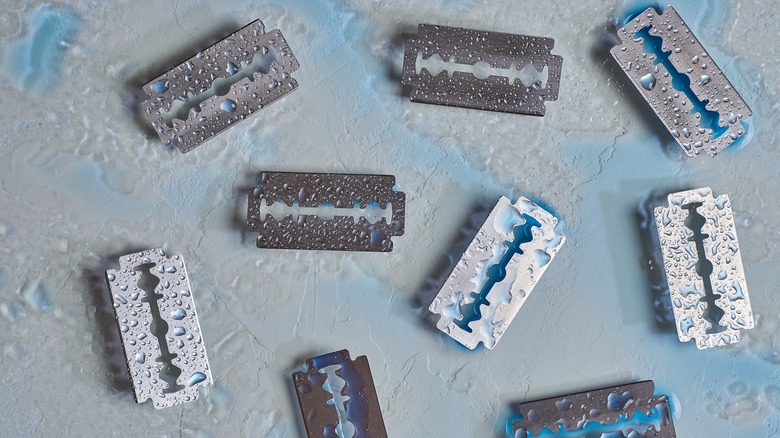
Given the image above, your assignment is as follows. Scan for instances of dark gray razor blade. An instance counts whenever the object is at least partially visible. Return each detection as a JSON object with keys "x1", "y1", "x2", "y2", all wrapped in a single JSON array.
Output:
[
  {"x1": 292, "y1": 350, "x2": 388, "y2": 438},
  {"x1": 611, "y1": 7, "x2": 751, "y2": 157},
  {"x1": 247, "y1": 172, "x2": 405, "y2": 252},
  {"x1": 511, "y1": 380, "x2": 675, "y2": 437},
  {"x1": 105, "y1": 248, "x2": 212, "y2": 409},
  {"x1": 401, "y1": 24, "x2": 563, "y2": 116},
  {"x1": 141, "y1": 19, "x2": 299, "y2": 153}
]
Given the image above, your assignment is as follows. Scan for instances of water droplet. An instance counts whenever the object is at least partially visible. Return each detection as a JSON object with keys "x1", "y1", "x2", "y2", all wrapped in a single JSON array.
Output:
[
  {"x1": 220, "y1": 99, "x2": 237, "y2": 112},
  {"x1": 171, "y1": 309, "x2": 186, "y2": 320},
  {"x1": 639, "y1": 73, "x2": 656, "y2": 90},
  {"x1": 187, "y1": 372, "x2": 207, "y2": 386},
  {"x1": 135, "y1": 352, "x2": 146, "y2": 364},
  {"x1": 226, "y1": 62, "x2": 239, "y2": 75}
]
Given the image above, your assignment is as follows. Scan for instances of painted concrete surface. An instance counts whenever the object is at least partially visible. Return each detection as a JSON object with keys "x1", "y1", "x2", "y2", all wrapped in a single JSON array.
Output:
[{"x1": 0, "y1": 0, "x2": 778, "y2": 436}]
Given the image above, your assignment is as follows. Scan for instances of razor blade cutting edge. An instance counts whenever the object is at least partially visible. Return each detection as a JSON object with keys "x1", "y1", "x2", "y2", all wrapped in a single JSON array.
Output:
[
  {"x1": 105, "y1": 248, "x2": 212, "y2": 408},
  {"x1": 429, "y1": 196, "x2": 565, "y2": 349}
]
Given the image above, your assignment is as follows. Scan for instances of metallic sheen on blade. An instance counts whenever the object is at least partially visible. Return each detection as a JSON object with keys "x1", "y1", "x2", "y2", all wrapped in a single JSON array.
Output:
[
  {"x1": 429, "y1": 196, "x2": 565, "y2": 349},
  {"x1": 141, "y1": 20, "x2": 299, "y2": 153},
  {"x1": 610, "y1": 7, "x2": 751, "y2": 157},
  {"x1": 654, "y1": 187, "x2": 753, "y2": 349},
  {"x1": 106, "y1": 249, "x2": 212, "y2": 409},
  {"x1": 248, "y1": 172, "x2": 405, "y2": 252},
  {"x1": 511, "y1": 380, "x2": 676, "y2": 437},
  {"x1": 292, "y1": 350, "x2": 388, "y2": 438},
  {"x1": 401, "y1": 24, "x2": 563, "y2": 115}
]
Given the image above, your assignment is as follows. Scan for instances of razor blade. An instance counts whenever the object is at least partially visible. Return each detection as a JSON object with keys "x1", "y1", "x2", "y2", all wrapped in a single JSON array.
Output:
[
  {"x1": 654, "y1": 187, "x2": 753, "y2": 349},
  {"x1": 510, "y1": 380, "x2": 676, "y2": 437},
  {"x1": 292, "y1": 350, "x2": 388, "y2": 438},
  {"x1": 401, "y1": 24, "x2": 563, "y2": 116},
  {"x1": 247, "y1": 172, "x2": 405, "y2": 252},
  {"x1": 429, "y1": 196, "x2": 565, "y2": 349},
  {"x1": 610, "y1": 7, "x2": 751, "y2": 157},
  {"x1": 141, "y1": 19, "x2": 299, "y2": 153},
  {"x1": 105, "y1": 248, "x2": 212, "y2": 408}
]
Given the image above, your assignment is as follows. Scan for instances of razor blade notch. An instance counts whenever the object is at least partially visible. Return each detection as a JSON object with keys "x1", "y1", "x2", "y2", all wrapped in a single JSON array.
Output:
[
  {"x1": 292, "y1": 350, "x2": 388, "y2": 438},
  {"x1": 401, "y1": 24, "x2": 563, "y2": 116},
  {"x1": 247, "y1": 172, "x2": 406, "y2": 252},
  {"x1": 610, "y1": 7, "x2": 751, "y2": 157},
  {"x1": 141, "y1": 19, "x2": 299, "y2": 153},
  {"x1": 429, "y1": 196, "x2": 565, "y2": 349},
  {"x1": 511, "y1": 380, "x2": 676, "y2": 437},
  {"x1": 105, "y1": 248, "x2": 212, "y2": 408},
  {"x1": 654, "y1": 187, "x2": 753, "y2": 349}
]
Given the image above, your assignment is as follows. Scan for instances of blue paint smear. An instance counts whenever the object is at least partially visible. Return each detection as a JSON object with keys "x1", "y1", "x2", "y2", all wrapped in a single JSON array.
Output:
[
  {"x1": 9, "y1": 4, "x2": 82, "y2": 93},
  {"x1": 312, "y1": 352, "x2": 371, "y2": 438},
  {"x1": 455, "y1": 214, "x2": 541, "y2": 333}
]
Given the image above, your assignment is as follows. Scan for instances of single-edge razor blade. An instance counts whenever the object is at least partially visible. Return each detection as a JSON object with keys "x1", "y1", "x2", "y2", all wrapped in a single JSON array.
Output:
[
  {"x1": 247, "y1": 171, "x2": 406, "y2": 252},
  {"x1": 610, "y1": 7, "x2": 751, "y2": 157},
  {"x1": 141, "y1": 19, "x2": 300, "y2": 153},
  {"x1": 511, "y1": 380, "x2": 676, "y2": 437},
  {"x1": 401, "y1": 24, "x2": 563, "y2": 116},
  {"x1": 105, "y1": 248, "x2": 212, "y2": 408},
  {"x1": 429, "y1": 196, "x2": 565, "y2": 349},
  {"x1": 292, "y1": 349, "x2": 388, "y2": 438},
  {"x1": 654, "y1": 187, "x2": 753, "y2": 349}
]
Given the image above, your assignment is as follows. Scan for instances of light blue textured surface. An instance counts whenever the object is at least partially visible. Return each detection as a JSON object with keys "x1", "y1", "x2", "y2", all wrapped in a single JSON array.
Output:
[{"x1": 0, "y1": 0, "x2": 778, "y2": 436}]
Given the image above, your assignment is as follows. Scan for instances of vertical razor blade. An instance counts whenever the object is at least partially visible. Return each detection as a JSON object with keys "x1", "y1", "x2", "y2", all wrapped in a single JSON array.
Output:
[
  {"x1": 141, "y1": 19, "x2": 299, "y2": 153},
  {"x1": 610, "y1": 7, "x2": 751, "y2": 157},
  {"x1": 401, "y1": 24, "x2": 563, "y2": 116},
  {"x1": 105, "y1": 248, "x2": 212, "y2": 408},
  {"x1": 511, "y1": 380, "x2": 676, "y2": 437},
  {"x1": 292, "y1": 350, "x2": 388, "y2": 438},
  {"x1": 429, "y1": 196, "x2": 565, "y2": 349},
  {"x1": 247, "y1": 172, "x2": 405, "y2": 252},
  {"x1": 654, "y1": 187, "x2": 753, "y2": 349}
]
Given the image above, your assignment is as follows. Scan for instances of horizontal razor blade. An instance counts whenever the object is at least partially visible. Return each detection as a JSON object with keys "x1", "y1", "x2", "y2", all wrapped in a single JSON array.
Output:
[
  {"x1": 141, "y1": 19, "x2": 299, "y2": 153},
  {"x1": 292, "y1": 350, "x2": 388, "y2": 438},
  {"x1": 105, "y1": 248, "x2": 212, "y2": 408},
  {"x1": 401, "y1": 24, "x2": 563, "y2": 116},
  {"x1": 247, "y1": 172, "x2": 405, "y2": 252},
  {"x1": 511, "y1": 380, "x2": 676, "y2": 437},
  {"x1": 654, "y1": 187, "x2": 753, "y2": 349},
  {"x1": 429, "y1": 196, "x2": 565, "y2": 349},
  {"x1": 610, "y1": 7, "x2": 751, "y2": 157}
]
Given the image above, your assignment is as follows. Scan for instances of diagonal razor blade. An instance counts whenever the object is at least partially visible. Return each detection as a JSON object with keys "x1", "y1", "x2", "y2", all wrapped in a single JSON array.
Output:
[
  {"x1": 429, "y1": 196, "x2": 565, "y2": 349},
  {"x1": 610, "y1": 7, "x2": 751, "y2": 157},
  {"x1": 141, "y1": 19, "x2": 299, "y2": 153}
]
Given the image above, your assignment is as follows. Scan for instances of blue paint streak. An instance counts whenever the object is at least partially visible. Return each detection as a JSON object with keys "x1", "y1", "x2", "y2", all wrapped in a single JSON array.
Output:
[
  {"x1": 455, "y1": 214, "x2": 541, "y2": 333},
  {"x1": 312, "y1": 352, "x2": 371, "y2": 438},
  {"x1": 9, "y1": 4, "x2": 82, "y2": 93},
  {"x1": 635, "y1": 26, "x2": 729, "y2": 141}
]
